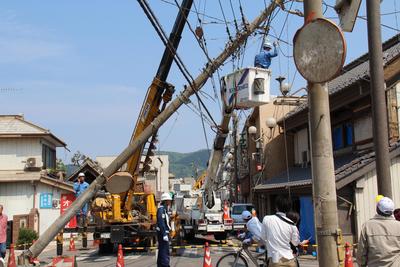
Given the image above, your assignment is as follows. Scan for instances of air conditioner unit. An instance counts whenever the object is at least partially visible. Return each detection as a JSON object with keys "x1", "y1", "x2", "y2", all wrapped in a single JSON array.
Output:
[{"x1": 26, "y1": 157, "x2": 37, "y2": 168}]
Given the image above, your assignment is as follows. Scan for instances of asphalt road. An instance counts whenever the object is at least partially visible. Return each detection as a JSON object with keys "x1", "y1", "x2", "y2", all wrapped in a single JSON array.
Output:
[{"x1": 31, "y1": 239, "x2": 321, "y2": 267}]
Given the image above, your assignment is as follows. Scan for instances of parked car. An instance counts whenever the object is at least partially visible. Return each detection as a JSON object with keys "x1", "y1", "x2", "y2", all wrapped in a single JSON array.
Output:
[{"x1": 230, "y1": 203, "x2": 255, "y2": 229}]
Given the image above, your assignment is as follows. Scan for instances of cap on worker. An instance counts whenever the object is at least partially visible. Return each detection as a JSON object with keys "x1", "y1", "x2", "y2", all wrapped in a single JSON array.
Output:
[
  {"x1": 377, "y1": 197, "x2": 395, "y2": 215},
  {"x1": 78, "y1": 172, "x2": 85, "y2": 177},
  {"x1": 241, "y1": 210, "x2": 252, "y2": 220},
  {"x1": 161, "y1": 192, "x2": 172, "y2": 201}
]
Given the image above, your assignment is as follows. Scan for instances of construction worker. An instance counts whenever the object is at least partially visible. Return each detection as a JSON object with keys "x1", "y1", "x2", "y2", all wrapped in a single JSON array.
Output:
[
  {"x1": 73, "y1": 173, "x2": 89, "y2": 227},
  {"x1": 357, "y1": 196, "x2": 400, "y2": 267},
  {"x1": 238, "y1": 210, "x2": 263, "y2": 245},
  {"x1": 254, "y1": 40, "x2": 278, "y2": 69},
  {"x1": 156, "y1": 192, "x2": 172, "y2": 267}
]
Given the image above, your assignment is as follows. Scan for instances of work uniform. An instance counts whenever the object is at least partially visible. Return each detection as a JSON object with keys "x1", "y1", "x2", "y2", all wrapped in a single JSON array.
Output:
[
  {"x1": 156, "y1": 205, "x2": 171, "y2": 267},
  {"x1": 73, "y1": 181, "x2": 89, "y2": 225},
  {"x1": 357, "y1": 214, "x2": 400, "y2": 267},
  {"x1": 254, "y1": 46, "x2": 278, "y2": 69},
  {"x1": 246, "y1": 216, "x2": 263, "y2": 244}
]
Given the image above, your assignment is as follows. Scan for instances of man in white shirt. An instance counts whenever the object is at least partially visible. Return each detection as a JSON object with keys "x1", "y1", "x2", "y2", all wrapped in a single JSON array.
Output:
[{"x1": 261, "y1": 196, "x2": 300, "y2": 267}]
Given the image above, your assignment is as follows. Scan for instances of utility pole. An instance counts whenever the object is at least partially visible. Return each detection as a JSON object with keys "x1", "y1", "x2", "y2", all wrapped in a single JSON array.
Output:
[
  {"x1": 366, "y1": 0, "x2": 392, "y2": 198},
  {"x1": 303, "y1": 0, "x2": 341, "y2": 266},
  {"x1": 233, "y1": 112, "x2": 239, "y2": 203}
]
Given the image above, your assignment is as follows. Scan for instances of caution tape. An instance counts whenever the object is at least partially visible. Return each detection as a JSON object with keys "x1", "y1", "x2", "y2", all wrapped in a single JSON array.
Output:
[{"x1": 122, "y1": 243, "x2": 257, "y2": 251}]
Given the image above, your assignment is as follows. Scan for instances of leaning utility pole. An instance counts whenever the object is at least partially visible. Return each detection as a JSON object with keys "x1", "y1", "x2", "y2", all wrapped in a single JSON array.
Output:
[
  {"x1": 21, "y1": 1, "x2": 282, "y2": 260},
  {"x1": 366, "y1": 0, "x2": 392, "y2": 198},
  {"x1": 302, "y1": 0, "x2": 341, "y2": 266}
]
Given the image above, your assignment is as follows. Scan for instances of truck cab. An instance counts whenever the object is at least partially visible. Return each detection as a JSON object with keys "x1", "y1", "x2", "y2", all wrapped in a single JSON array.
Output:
[{"x1": 231, "y1": 203, "x2": 255, "y2": 229}]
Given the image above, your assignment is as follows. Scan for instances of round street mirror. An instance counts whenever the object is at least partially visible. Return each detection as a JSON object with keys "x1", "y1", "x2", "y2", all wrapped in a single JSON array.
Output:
[{"x1": 293, "y1": 18, "x2": 346, "y2": 83}]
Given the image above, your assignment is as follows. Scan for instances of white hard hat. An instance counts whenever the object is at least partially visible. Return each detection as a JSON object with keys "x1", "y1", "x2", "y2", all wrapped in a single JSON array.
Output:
[
  {"x1": 263, "y1": 40, "x2": 272, "y2": 49},
  {"x1": 242, "y1": 210, "x2": 252, "y2": 220},
  {"x1": 161, "y1": 192, "x2": 172, "y2": 201},
  {"x1": 377, "y1": 197, "x2": 395, "y2": 215},
  {"x1": 78, "y1": 173, "x2": 85, "y2": 177}
]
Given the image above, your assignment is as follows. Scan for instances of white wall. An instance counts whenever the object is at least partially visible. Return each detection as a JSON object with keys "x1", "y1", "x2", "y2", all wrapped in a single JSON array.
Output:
[
  {"x1": 0, "y1": 181, "x2": 70, "y2": 235},
  {"x1": 354, "y1": 156, "x2": 400, "y2": 236},
  {"x1": 354, "y1": 116, "x2": 373, "y2": 143},
  {"x1": 294, "y1": 128, "x2": 309, "y2": 165},
  {"x1": 0, "y1": 138, "x2": 42, "y2": 171},
  {"x1": 0, "y1": 182, "x2": 34, "y2": 217}
]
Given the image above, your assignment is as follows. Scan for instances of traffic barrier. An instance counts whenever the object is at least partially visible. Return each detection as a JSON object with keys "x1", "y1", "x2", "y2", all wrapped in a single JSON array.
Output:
[
  {"x1": 203, "y1": 242, "x2": 212, "y2": 267},
  {"x1": 7, "y1": 244, "x2": 16, "y2": 267},
  {"x1": 116, "y1": 244, "x2": 124, "y2": 267},
  {"x1": 50, "y1": 256, "x2": 77, "y2": 267},
  {"x1": 68, "y1": 234, "x2": 76, "y2": 251},
  {"x1": 344, "y1": 242, "x2": 354, "y2": 267}
]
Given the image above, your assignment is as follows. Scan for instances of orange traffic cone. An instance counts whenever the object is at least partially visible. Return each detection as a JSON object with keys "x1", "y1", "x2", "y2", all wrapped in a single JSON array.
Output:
[
  {"x1": 68, "y1": 234, "x2": 76, "y2": 251},
  {"x1": 92, "y1": 239, "x2": 100, "y2": 247},
  {"x1": 344, "y1": 242, "x2": 354, "y2": 267},
  {"x1": 203, "y1": 242, "x2": 212, "y2": 267},
  {"x1": 223, "y1": 203, "x2": 230, "y2": 220},
  {"x1": 116, "y1": 244, "x2": 124, "y2": 267},
  {"x1": 7, "y1": 244, "x2": 16, "y2": 267},
  {"x1": 29, "y1": 240, "x2": 40, "y2": 265}
]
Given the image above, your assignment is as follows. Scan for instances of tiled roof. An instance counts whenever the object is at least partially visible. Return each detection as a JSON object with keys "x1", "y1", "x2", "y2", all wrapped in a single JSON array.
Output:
[
  {"x1": 0, "y1": 115, "x2": 47, "y2": 134},
  {"x1": 280, "y1": 33, "x2": 400, "y2": 122},
  {"x1": 254, "y1": 141, "x2": 400, "y2": 191}
]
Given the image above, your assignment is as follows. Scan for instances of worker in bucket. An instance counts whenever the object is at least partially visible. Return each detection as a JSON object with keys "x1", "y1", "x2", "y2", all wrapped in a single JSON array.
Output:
[
  {"x1": 73, "y1": 173, "x2": 89, "y2": 227},
  {"x1": 156, "y1": 192, "x2": 173, "y2": 267},
  {"x1": 254, "y1": 39, "x2": 278, "y2": 69}
]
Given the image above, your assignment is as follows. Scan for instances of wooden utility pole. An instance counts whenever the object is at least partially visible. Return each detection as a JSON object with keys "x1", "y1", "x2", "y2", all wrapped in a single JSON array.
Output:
[
  {"x1": 23, "y1": 1, "x2": 282, "y2": 260},
  {"x1": 366, "y1": 0, "x2": 392, "y2": 198},
  {"x1": 303, "y1": 0, "x2": 341, "y2": 266}
]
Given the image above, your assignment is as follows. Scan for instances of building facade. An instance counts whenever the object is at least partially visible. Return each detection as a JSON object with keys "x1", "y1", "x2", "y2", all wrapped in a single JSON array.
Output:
[
  {"x1": 240, "y1": 34, "x2": 400, "y2": 243},
  {"x1": 0, "y1": 115, "x2": 73, "y2": 243}
]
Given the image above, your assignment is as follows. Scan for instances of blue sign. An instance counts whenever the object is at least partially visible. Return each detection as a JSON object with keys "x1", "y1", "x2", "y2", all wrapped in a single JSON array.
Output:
[{"x1": 40, "y1": 193, "x2": 53, "y2": 209}]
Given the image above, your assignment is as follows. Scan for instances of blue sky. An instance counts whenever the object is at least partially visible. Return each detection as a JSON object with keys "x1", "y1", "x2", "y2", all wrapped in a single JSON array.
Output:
[{"x1": 1, "y1": 1, "x2": 399, "y2": 162}]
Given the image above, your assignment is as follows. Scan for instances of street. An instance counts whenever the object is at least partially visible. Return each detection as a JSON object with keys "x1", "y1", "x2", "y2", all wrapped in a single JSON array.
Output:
[{"x1": 28, "y1": 239, "x2": 322, "y2": 267}]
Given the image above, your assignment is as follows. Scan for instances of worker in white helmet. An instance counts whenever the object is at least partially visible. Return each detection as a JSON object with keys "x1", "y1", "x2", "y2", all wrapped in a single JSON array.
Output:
[
  {"x1": 156, "y1": 192, "x2": 173, "y2": 267},
  {"x1": 254, "y1": 39, "x2": 278, "y2": 69},
  {"x1": 73, "y1": 173, "x2": 89, "y2": 227},
  {"x1": 238, "y1": 210, "x2": 263, "y2": 246}
]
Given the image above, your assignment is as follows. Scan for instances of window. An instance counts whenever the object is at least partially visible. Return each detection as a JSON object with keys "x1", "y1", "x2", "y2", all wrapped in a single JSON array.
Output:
[
  {"x1": 42, "y1": 144, "x2": 56, "y2": 169},
  {"x1": 332, "y1": 122, "x2": 353, "y2": 150}
]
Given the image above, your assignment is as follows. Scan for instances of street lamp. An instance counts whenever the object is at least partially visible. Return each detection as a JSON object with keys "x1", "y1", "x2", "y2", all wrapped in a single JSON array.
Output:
[
  {"x1": 276, "y1": 76, "x2": 291, "y2": 96},
  {"x1": 248, "y1": 125, "x2": 257, "y2": 135},
  {"x1": 265, "y1": 117, "x2": 277, "y2": 139}
]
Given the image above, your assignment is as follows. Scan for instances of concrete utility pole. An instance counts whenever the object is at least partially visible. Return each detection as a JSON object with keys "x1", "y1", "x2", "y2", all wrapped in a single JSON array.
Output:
[
  {"x1": 303, "y1": 1, "x2": 341, "y2": 266},
  {"x1": 366, "y1": 0, "x2": 392, "y2": 198},
  {"x1": 233, "y1": 112, "x2": 239, "y2": 203},
  {"x1": 22, "y1": 1, "x2": 282, "y2": 260}
]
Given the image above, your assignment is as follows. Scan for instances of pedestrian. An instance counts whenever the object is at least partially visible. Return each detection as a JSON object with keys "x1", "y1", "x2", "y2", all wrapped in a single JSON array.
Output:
[
  {"x1": 261, "y1": 196, "x2": 307, "y2": 267},
  {"x1": 73, "y1": 173, "x2": 89, "y2": 227},
  {"x1": 254, "y1": 40, "x2": 278, "y2": 69},
  {"x1": 0, "y1": 205, "x2": 8, "y2": 259},
  {"x1": 357, "y1": 196, "x2": 400, "y2": 267},
  {"x1": 156, "y1": 192, "x2": 172, "y2": 267}
]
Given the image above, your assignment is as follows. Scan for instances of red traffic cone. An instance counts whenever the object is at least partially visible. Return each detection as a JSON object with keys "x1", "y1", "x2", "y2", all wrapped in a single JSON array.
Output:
[
  {"x1": 68, "y1": 234, "x2": 76, "y2": 251},
  {"x1": 116, "y1": 244, "x2": 124, "y2": 267},
  {"x1": 7, "y1": 244, "x2": 16, "y2": 267},
  {"x1": 344, "y1": 242, "x2": 354, "y2": 267},
  {"x1": 203, "y1": 242, "x2": 212, "y2": 267},
  {"x1": 223, "y1": 203, "x2": 230, "y2": 220},
  {"x1": 29, "y1": 240, "x2": 40, "y2": 265}
]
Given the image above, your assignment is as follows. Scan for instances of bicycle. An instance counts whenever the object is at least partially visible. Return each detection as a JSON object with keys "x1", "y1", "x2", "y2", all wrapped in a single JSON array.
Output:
[{"x1": 216, "y1": 243, "x2": 267, "y2": 267}]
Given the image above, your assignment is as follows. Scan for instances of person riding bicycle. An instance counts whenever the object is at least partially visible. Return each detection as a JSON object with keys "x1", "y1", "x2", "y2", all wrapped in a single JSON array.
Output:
[{"x1": 238, "y1": 210, "x2": 263, "y2": 245}]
